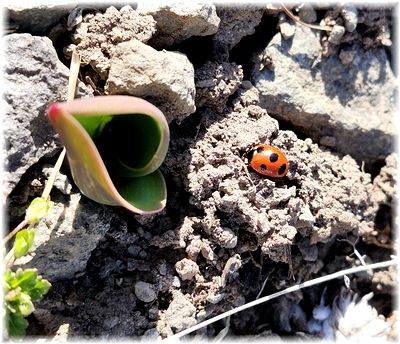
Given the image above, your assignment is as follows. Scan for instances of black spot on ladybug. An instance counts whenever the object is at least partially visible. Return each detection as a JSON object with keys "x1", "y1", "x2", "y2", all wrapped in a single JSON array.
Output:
[
  {"x1": 269, "y1": 153, "x2": 279, "y2": 163},
  {"x1": 246, "y1": 149, "x2": 255, "y2": 163},
  {"x1": 278, "y1": 164, "x2": 287, "y2": 175},
  {"x1": 256, "y1": 146, "x2": 264, "y2": 153},
  {"x1": 260, "y1": 164, "x2": 267, "y2": 170}
]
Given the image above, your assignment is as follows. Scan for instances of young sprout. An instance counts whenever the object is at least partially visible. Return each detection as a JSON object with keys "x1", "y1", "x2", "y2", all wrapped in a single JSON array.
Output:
[{"x1": 47, "y1": 96, "x2": 170, "y2": 214}]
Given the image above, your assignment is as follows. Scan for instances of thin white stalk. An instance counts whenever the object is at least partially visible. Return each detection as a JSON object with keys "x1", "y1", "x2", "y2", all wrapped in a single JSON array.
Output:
[
  {"x1": 67, "y1": 51, "x2": 81, "y2": 103},
  {"x1": 164, "y1": 259, "x2": 397, "y2": 341},
  {"x1": 41, "y1": 52, "x2": 81, "y2": 200}
]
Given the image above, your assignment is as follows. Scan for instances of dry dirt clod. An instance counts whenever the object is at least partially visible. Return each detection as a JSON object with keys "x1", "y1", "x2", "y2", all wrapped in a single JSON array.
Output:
[
  {"x1": 67, "y1": 5, "x2": 156, "y2": 79},
  {"x1": 175, "y1": 258, "x2": 200, "y2": 281}
]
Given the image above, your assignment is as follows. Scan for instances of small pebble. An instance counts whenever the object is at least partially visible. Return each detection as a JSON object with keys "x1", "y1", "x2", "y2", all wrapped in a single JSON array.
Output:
[
  {"x1": 127, "y1": 245, "x2": 141, "y2": 257},
  {"x1": 341, "y1": 5, "x2": 358, "y2": 32},
  {"x1": 175, "y1": 258, "x2": 200, "y2": 281},
  {"x1": 144, "y1": 231, "x2": 152, "y2": 241},
  {"x1": 137, "y1": 227, "x2": 145, "y2": 237},
  {"x1": 172, "y1": 276, "x2": 181, "y2": 288},
  {"x1": 158, "y1": 261, "x2": 167, "y2": 276},
  {"x1": 298, "y1": 4, "x2": 317, "y2": 23},
  {"x1": 134, "y1": 281, "x2": 157, "y2": 303},
  {"x1": 279, "y1": 22, "x2": 296, "y2": 39},
  {"x1": 206, "y1": 293, "x2": 225, "y2": 304},
  {"x1": 328, "y1": 25, "x2": 345, "y2": 45},
  {"x1": 339, "y1": 48, "x2": 357, "y2": 64},
  {"x1": 138, "y1": 250, "x2": 148, "y2": 259}
]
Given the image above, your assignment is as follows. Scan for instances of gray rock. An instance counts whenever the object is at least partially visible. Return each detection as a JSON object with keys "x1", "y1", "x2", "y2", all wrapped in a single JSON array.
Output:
[
  {"x1": 134, "y1": 281, "x2": 157, "y2": 303},
  {"x1": 137, "y1": 3, "x2": 220, "y2": 47},
  {"x1": 165, "y1": 290, "x2": 196, "y2": 332},
  {"x1": 195, "y1": 61, "x2": 243, "y2": 113},
  {"x1": 3, "y1": 33, "x2": 92, "y2": 200},
  {"x1": 213, "y1": 6, "x2": 265, "y2": 60},
  {"x1": 15, "y1": 192, "x2": 116, "y2": 281},
  {"x1": 252, "y1": 24, "x2": 396, "y2": 165},
  {"x1": 341, "y1": 5, "x2": 358, "y2": 32},
  {"x1": 105, "y1": 39, "x2": 196, "y2": 123},
  {"x1": 298, "y1": 4, "x2": 317, "y2": 24}
]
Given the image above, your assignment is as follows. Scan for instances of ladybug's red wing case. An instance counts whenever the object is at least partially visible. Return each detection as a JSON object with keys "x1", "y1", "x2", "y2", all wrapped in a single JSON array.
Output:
[{"x1": 247, "y1": 144, "x2": 288, "y2": 177}]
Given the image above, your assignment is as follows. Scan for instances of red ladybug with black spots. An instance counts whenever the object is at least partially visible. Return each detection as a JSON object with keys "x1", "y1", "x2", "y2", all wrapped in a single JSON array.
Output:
[{"x1": 247, "y1": 144, "x2": 288, "y2": 178}]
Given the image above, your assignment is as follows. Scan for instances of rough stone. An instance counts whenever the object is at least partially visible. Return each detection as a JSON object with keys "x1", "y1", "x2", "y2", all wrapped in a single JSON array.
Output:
[
  {"x1": 14, "y1": 191, "x2": 116, "y2": 282},
  {"x1": 213, "y1": 6, "x2": 265, "y2": 60},
  {"x1": 68, "y1": 5, "x2": 156, "y2": 79},
  {"x1": 3, "y1": 33, "x2": 92, "y2": 200},
  {"x1": 105, "y1": 39, "x2": 196, "y2": 123},
  {"x1": 252, "y1": 24, "x2": 396, "y2": 165},
  {"x1": 137, "y1": 3, "x2": 220, "y2": 47},
  {"x1": 195, "y1": 61, "x2": 243, "y2": 113}
]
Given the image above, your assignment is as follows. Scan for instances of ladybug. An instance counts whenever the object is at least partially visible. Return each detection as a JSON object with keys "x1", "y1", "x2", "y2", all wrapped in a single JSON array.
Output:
[{"x1": 247, "y1": 144, "x2": 288, "y2": 177}]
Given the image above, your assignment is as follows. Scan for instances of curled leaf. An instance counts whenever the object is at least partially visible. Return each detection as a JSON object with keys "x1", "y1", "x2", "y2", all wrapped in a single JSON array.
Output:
[{"x1": 47, "y1": 96, "x2": 170, "y2": 214}]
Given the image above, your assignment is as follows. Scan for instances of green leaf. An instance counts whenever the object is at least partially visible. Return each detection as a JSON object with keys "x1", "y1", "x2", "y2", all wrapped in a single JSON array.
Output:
[
  {"x1": 29, "y1": 278, "x2": 51, "y2": 301},
  {"x1": 47, "y1": 96, "x2": 169, "y2": 214},
  {"x1": 14, "y1": 268, "x2": 38, "y2": 291},
  {"x1": 4, "y1": 270, "x2": 13, "y2": 288},
  {"x1": 26, "y1": 197, "x2": 54, "y2": 224},
  {"x1": 6, "y1": 269, "x2": 51, "y2": 300},
  {"x1": 13, "y1": 229, "x2": 35, "y2": 258},
  {"x1": 6, "y1": 310, "x2": 29, "y2": 339},
  {"x1": 15, "y1": 292, "x2": 34, "y2": 316}
]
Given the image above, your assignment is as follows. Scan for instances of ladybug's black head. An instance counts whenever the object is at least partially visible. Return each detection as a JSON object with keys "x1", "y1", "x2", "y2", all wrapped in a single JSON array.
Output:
[{"x1": 246, "y1": 148, "x2": 256, "y2": 163}]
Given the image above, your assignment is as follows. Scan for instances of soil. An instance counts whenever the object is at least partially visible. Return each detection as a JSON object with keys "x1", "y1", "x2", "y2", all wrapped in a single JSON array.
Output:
[{"x1": 5, "y1": 3, "x2": 397, "y2": 341}]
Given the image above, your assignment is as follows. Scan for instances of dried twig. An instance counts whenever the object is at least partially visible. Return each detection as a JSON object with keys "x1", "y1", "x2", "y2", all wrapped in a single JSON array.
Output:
[{"x1": 281, "y1": 3, "x2": 332, "y2": 32}]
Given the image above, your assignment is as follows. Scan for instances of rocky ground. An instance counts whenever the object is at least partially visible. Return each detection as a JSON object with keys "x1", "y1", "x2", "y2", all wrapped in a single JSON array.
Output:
[{"x1": 4, "y1": 3, "x2": 397, "y2": 341}]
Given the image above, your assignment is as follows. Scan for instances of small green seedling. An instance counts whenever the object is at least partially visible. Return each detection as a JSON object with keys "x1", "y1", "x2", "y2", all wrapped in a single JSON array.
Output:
[
  {"x1": 4, "y1": 268, "x2": 51, "y2": 338},
  {"x1": 47, "y1": 96, "x2": 170, "y2": 214},
  {"x1": 3, "y1": 196, "x2": 54, "y2": 338}
]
